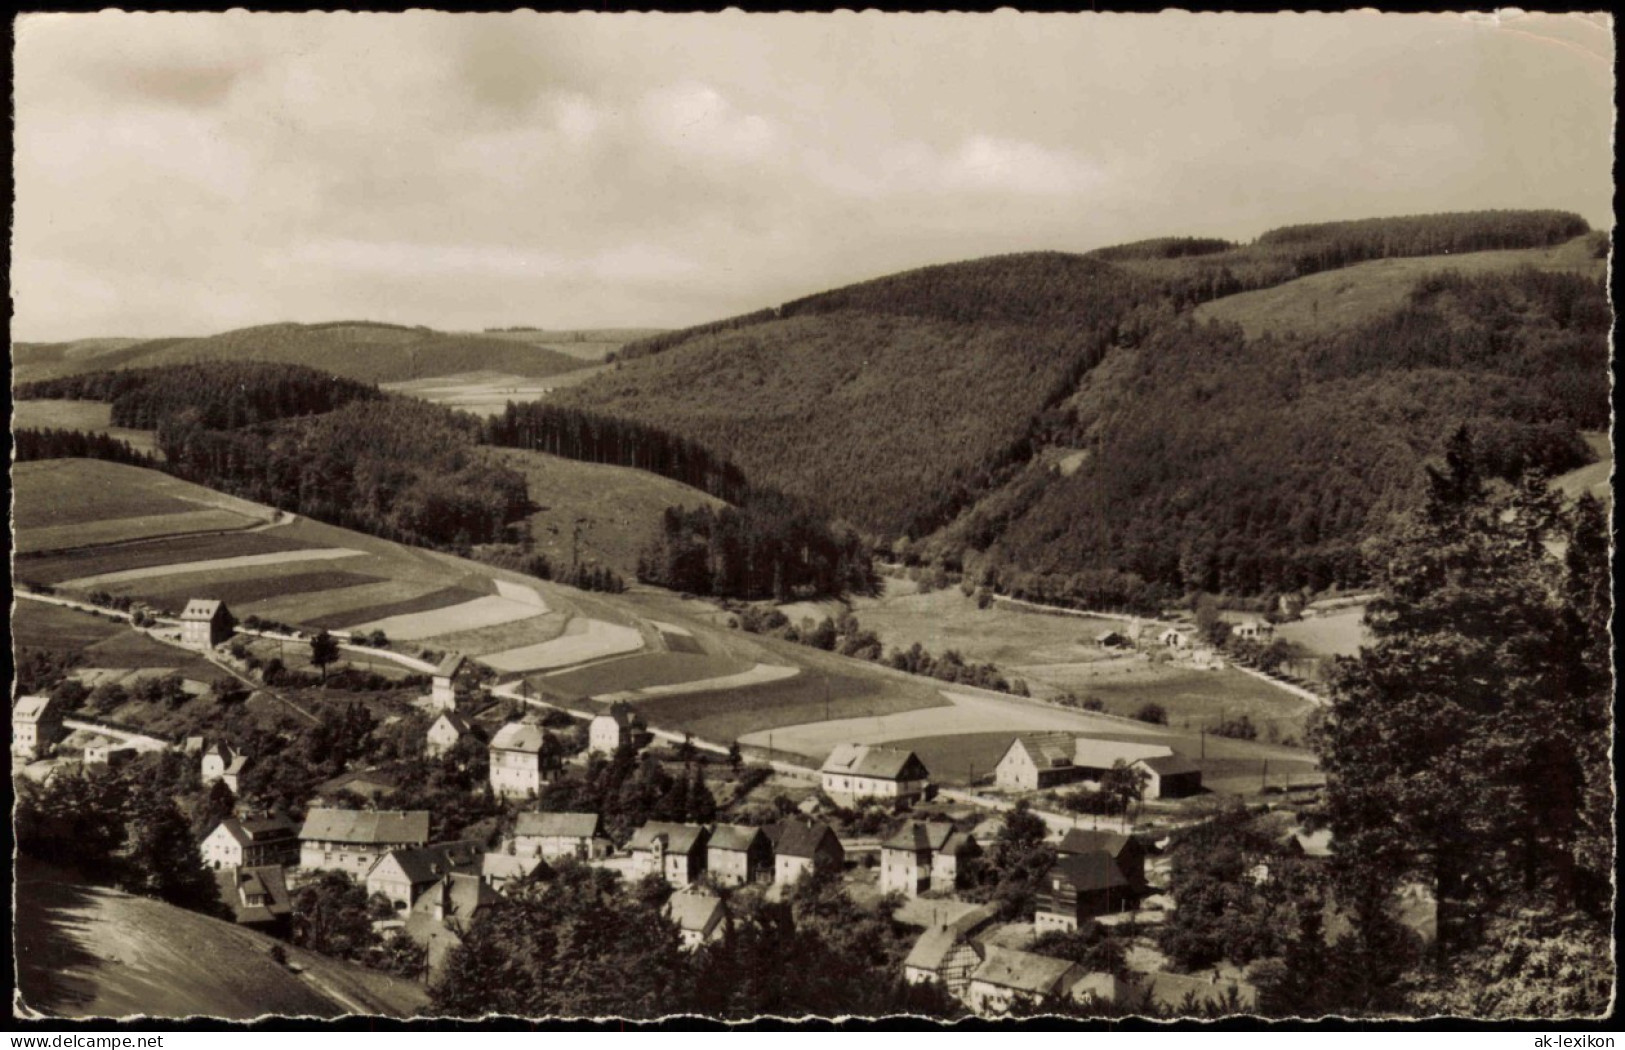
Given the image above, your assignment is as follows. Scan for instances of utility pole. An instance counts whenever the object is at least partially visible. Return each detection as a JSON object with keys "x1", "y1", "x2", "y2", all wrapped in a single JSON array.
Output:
[
  {"x1": 1261, "y1": 759, "x2": 1269, "y2": 793},
  {"x1": 824, "y1": 677, "x2": 831, "y2": 723}
]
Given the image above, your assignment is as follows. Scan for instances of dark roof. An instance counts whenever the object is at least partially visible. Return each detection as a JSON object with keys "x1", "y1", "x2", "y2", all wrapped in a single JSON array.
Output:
[
  {"x1": 820, "y1": 744, "x2": 930, "y2": 781},
  {"x1": 972, "y1": 947, "x2": 1081, "y2": 995},
  {"x1": 409, "y1": 872, "x2": 500, "y2": 925},
  {"x1": 1137, "y1": 754, "x2": 1203, "y2": 777},
  {"x1": 432, "y1": 711, "x2": 475, "y2": 735},
  {"x1": 515, "y1": 811, "x2": 601, "y2": 839},
  {"x1": 238, "y1": 816, "x2": 297, "y2": 841},
  {"x1": 1050, "y1": 851, "x2": 1133, "y2": 893},
  {"x1": 1057, "y1": 829, "x2": 1135, "y2": 858},
  {"x1": 707, "y1": 824, "x2": 767, "y2": 852},
  {"x1": 376, "y1": 841, "x2": 484, "y2": 885},
  {"x1": 766, "y1": 820, "x2": 841, "y2": 860},
  {"x1": 881, "y1": 821, "x2": 955, "y2": 853},
  {"x1": 627, "y1": 822, "x2": 708, "y2": 854},
  {"x1": 1007, "y1": 732, "x2": 1076, "y2": 769},
  {"x1": 215, "y1": 865, "x2": 292, "y2": 924},
  {"x1": 905, "y1": 926, "x2": 976, "y2": 972},
  {"x1": 300, "y1": 808, "x2": 430, "y2": 846}
]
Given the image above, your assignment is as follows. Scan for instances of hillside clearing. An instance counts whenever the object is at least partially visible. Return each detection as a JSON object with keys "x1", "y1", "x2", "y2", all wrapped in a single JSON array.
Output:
[
  {"x1": 13, "y1": 399, "x2": 160, "y2": 456},
  {"x1": 15, "y1": 532, "x2": 323, "y2": 587},
  {"x1": 599, "y1": 662, "x2": 800, "y2": 703},
  {"x1": 59, "y1": 547, "x2": 368, "y2": 590},
  {"x1": 481, "y1": 617, "x2": 645, "y2": 672},
  {"x1": 348, "y1": 593, "x2": 549, "y2": 641},
  {"x1": 11, "y1": 459, "x2": 275, "y2": 530},
  {"x1": 533, "y1": 651, "x2": 755, "y2": 700},
  {"x1": 295, "y1": 583, "x2": 486, "y2": 630},
  {"x1": 19, "y1": 509, "x2": 266, "y2": 555},
  {"x1": 1275, "y1": 609, "x2": 1369, "y2": 659}
]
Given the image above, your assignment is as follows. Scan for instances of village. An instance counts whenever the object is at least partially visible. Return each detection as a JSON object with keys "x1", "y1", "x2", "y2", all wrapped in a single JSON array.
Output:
[{"x1": 13, "y1": 589, "x2": 1371, "y2": 1018}]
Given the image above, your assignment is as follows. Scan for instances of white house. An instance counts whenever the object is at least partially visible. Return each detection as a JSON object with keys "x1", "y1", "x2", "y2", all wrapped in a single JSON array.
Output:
[
  {"x1": 428, "y1": 653, "x2": 472, "y2": 711},
  {"x1": 12, "y1": 696, "x2": 64, "y2": 761},
  {"x1": 628, "y1": 822, "x2": 709, "y2": 885},
  {"x1": 904, "y1": 925, "x2": 986, "y2": 998},
  {"x1": 1069, "y1": 738, "x2": 1175, "y2": 780},
  {"x1": 1131, "y1": 754, "x2": 1204, "y2": 799},
  {"x1": 200, "y1": 816, "x2": 300, "y2": 870},
  {"x1": 366, "y1": 840, "x2": 484, "y2": 913},
  {"x1": 180, "y1": 599, "x2": 233, "y2": 651},
  {"x1": 966, "y1": 947, "x2": 1085, "y2": 1016},
  {"x1": 664, "y1": 888, "x2": 728, "y2": 950},
  {"x1": 513, "y1": 811, "x2": 608, "y2": 861},
  {"x1": 880, "y1": 822, "x2": 975, "y2": 897},
  {"x1": 1232, "y1": 618, "x2": 1274, "y2": 643},
  {"x1": 488, "y1": 722, "x2": 552, "y2": 799},
  {"x1": 200, "y1": 741, "x2": 247, "y2": 793},
  {"x1": 426, "y1": 711, "x2": 476, "y2": 758},
  {"x1": 588, "y1": 706, "x2": 635, "y2": 754},
  {"x1": 298, "y1": 808, "x2": 430, "y2": 878},
  {"x1": 994, "y1": 732, "x2": 1081, "y2": 792},
  {"x1": 1159, "y1": 627, "x2": 1193, "y2": 650},
  {"x1": 819, "y1": 744, "x2": 930, "y2": 807}
]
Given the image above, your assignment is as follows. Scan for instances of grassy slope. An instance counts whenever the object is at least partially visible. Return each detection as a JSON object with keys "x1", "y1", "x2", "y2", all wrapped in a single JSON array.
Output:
[
  {"x1": 1190, "y1": 235, "x2": 1604, "y2": 339},
  {"x1": 484, "y1": 446, "x2": 728, "y2": 577},
  {"x1": 1551, "y1": 430, "x2": 1612, "y2": 504},
  {"x1": 14, "y1": 857, "x2": 426, "y2": 1020},
  {"x1": 12, "y1": 321, "x2": 596, "y2": 385},
  {"x1": 13, "y1": 399, "x2": 162, "y2": 456},
  {"x1": 465, "y1": 328, "x2": 667, "y2": 362}
]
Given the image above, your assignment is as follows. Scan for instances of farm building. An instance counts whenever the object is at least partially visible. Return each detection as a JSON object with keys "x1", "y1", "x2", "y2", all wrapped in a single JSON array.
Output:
[
  {"x1": 213, "y1": 865, "x2": 294, "y2": 933},
  {"x1": 405, "y1": 872, "x2": 503, "y2": 982},
  {"x1": 628, "y1": 822, "x2": 710, "y2": 886},
  {"x1": 880, "y1": 822, "x2": 976, "y2": 897},
  {"x1": 488, "y1": 722, "x2": 555, "y2": 799},
  {"x1": 513, "y1": 811, "x2": 609, "y2": 861},
  {"x1": 966, "y1": 947, "x2": 1085, "y2": 1016},
  {"x1": 428, "y1": 653, "x2": 475, "y2": 711},
  {"x1": 664, "y1": 888, "x2": 728, "y2": 950},
  {"x1": 1070, "y1": 738, "x2": 1175, "y2": 781},
  {"x1": 1057, "y1": 829, "x2": 1147, "y2": 888},
  {"x1": 200, "y1": 741, "x2": 247, "y2": 793},
  {"x1": 82, "y1": 736, "x2": 137, "y2": 768},
  {"x1": 707, "y1": 824, "x2": 773, "y2": 886},
  {"x1": 478, "y1": 851, "x2": 544, "y2": 891},
  {"x1": 903, "y1": 924, "x2": 985, "y2": 998},
  {"x1": 319, "y1": 770, "x2": 398, "y2": 801},
  {"x1": 1095, "y1": 629, "x2": 1130, "y2": 648},
  {"x1": 1232, "y1": 618, "x2": 1274, "y2": 642},
  {"x1": 994, "y1": 732, "x2": 1082, "y2": 791},
  {"x1": 426, "y1": 711, "x2": 478, "y2": 758},
  {"x1": 11, "y1": 696, "x2": 65, "y2": 761},
  {"x1": 298, "y1": 808, "x2": 430, "y2": 878},
  {"x1": 1158, "y1": 627, "x2": 1194, "y2": 650},
  {"x1": 819, "y1": 744, "x2": 931, "y2": 807},
  {"x1": 366, "y1": 840, "x2": 484, "y2": 913},
  {"x1": 766, "y1": 820, "x2": 844, "y2": 884},
  {"x1": 1132, "y1": 754, "x2": 1203, "y2": 799},
  {"x1": 201, "y1": 816, "x2": 300, "y2": 871},
  {"x1": 180, "y1": 599, "x2": 234, "y2": 650},
  {"x1": 589, "y1": 705, "x2": 636, "y2": 754},
  {"x1": 1035, "y1": 851, "x2": 1141, "y2": 932}
]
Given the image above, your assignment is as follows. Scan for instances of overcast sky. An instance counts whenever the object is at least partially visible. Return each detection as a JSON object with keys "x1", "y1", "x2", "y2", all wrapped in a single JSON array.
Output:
[{"x1": 12, "y1": 11, "x2": 1615, "y2": 342}]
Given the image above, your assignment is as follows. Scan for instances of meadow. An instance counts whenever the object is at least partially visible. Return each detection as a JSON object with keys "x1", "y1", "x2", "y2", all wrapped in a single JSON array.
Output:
[
  {"x1": 15, "y1": 532, "x2": 322, "y2": 587},
  {"x1": 13, "y1": 399, "x2": 160, "y2": 456},
  {"x1": 535, "y1": 651, "x2": 757, "y2": 701}
]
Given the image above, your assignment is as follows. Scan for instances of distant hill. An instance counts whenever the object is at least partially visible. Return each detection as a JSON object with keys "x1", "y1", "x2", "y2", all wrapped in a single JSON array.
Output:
[
  {"x1": 554, "y1": 211, "x2": 1608, "y2": 601},
  {"x1": 14, "y1": 856, "x2": 425, "y2": 1019},
  {"x1": 473, "y1": 327, "x2": 668, "y2": 362},
  {"x1": 13, "y1": 320, "x2": 597, "y2": 385}
]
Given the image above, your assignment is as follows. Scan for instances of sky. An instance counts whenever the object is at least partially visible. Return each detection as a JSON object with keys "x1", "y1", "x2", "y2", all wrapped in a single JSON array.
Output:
[{"x1": 11, "y1": 10, "x2": 1616, "y2": 342}]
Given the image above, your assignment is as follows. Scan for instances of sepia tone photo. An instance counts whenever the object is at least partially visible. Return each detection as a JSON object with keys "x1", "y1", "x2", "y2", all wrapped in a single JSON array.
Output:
[{"x1": 9, "y1": 10, "x2": 1615, "y2": 1025}]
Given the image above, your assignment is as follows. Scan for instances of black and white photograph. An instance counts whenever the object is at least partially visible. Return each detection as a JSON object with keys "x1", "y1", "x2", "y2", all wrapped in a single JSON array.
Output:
[{"x1": 9, "y1": 10, "x2": 1615, "y2": 1025}]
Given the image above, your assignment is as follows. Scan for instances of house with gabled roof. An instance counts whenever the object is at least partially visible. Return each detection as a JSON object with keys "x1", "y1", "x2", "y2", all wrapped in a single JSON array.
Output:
[
  {"x1": 181, "y1": 599, "x2": 234, "y2": 650},
  {"x1": 426, "y1": 710, "x2": 478, "y2": 758},
  {"x1": 201, "y1": 815, "x2": 300, "y2": 870},
  {"x1": 589, "y1": 705, "x2": 635, "y2": 754},
  {"x1": 664, "y1": 888, "x2": 728, "y2": 949},
  {"x1": 429, "y1": 653, "x2": 473, "y2": 711},
  {"x1": 628, "y1": 822, "x2": 709, "y2": 886},
  {"x1": 298, "y1": 808, "x2": 430, "y2": 878},
  {"x1": 12, "y1": 696, "x2": 65, "y2": 761},
  {"x1": 1132, "y1": 754, "x2": 1203, "y2": 799},
  {"x1": 1070, "y1": 738, "x2": 1175, "y2": 780},
  {"x1": 479, "y1": 851, "x2": 544, "y2": 891},
  {"x1": 880, "y1": 821, "x2": 976, "y2": 897},
  {"x1": 367, "y1": 840, "x2": 485, "y2": 913},
  {"x1": 405, "y1": 872, "x2": 502, "y2": 980},
  {"x1": 488, "y1": 722, "x2": 554, "y2": 799},
  {"x1": 819, "y1": 744, "x2": 930, "y2": 807},
  {"x1": 966, "y1": 946, "x2": 1085, "y2": 1016},
  {"x1": 214, "y1": 865, "x2": 294, "y2": 932},
  {"x1": 1035, "y1": 851, "x2": 1141, "y2": 933},
  {"x1": 766, "y1": 820, "x2": 844, "y2": 884},
  {"x1": 201, "y1": 741, "x2": 247, "y2": 793},
  {"x1": 1057, "y1": 829, "x2": 1148, "y2": 888},
  {"x1": 706, "y1": 824, "x2": 773, "y2": 886},
  {"x1": 995, "y1": 732, "x2": 1083, "y2": 792},
  {"x1": 514, "y1": 811, "x2": 609, "y2": 861},
  {"x1": 904, "y1": 924, "x2": 986, "y2": 997}
]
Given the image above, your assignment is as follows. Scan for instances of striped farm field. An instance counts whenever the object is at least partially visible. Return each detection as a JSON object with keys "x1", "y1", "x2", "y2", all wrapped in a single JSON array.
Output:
[
  {"x1": 12, "y1": 460, "x2": 275, "y2": 530},
  {"x1": 600, "y1": 663, "x2": 800, "y2": 703},
  {"x1": 298, "y1": 585, "x2": 487, "y2": 630},
  {"x1": 12, "y1": 599, "x2": 128, "y2": 650},
  {"x1": 18, "y1": 509, "x2": 265, "y2": 556},
  {"x1": 421, "y1": 612, "x2": 571, "y2": 657},
  {"x1": 59, "y1": 547, "x2": 368, "y2": 590},
  {"x1": 481, "y1": 617, "x2": 645, "y2": 673},
  {"x1": 625, "y1": 668, "x2": 941, "y2": 745},
  {"x1": 348, "y1": 594, "x2": 549, "y2": 642},
  {"x1": 536, "y1": 651, "x2": 757, "y2": 700},
  {"x1": 14, "y1": 532, "x2": 322, "y2": 587},
  {"x1": 125, "y1": 571, "x2": 387, "y2": 615}
]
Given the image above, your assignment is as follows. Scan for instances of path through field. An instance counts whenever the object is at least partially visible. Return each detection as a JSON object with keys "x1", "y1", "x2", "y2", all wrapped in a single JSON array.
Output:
[{"x1": 61, "y1": 548, "x2": 367, "y2": 589}]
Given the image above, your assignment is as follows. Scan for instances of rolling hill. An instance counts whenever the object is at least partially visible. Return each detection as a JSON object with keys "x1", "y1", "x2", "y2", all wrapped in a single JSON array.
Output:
[
  {"x1": 553, "y1": 211, "x2": 1609, "y2": 601},
  {"x1": 13, "y1": 320, "x2": 598, "y2": 385}
]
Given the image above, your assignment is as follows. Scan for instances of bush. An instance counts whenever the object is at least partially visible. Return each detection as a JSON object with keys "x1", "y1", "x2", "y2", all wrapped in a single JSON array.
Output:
[
  {"x1": 1211, "y1": 714, "x2": 1258, "y2": 740},
  {"x1": 1134, "y1": 702, "x2": 1168, "y2": 725}
]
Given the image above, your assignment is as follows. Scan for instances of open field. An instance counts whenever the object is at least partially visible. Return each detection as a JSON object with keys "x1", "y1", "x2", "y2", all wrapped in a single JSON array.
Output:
[
  {"x1": 59, "y1": 547, "x2": 368, "y2": 590},
  {"x1": 465, "y1": 327, "x2": 666, "y2": 361},
  {"x1": 601, "y1": 663, "x2": 800, "y2": 703},
  {"x1": 627, "y1": 668, "x2": 943, "y2": 746},
  {"x1": 482, "y1": 616, "x2": 646, "y2": 673},
  {"x1": 12, "y1": 459, "x2": 277, "y2": 530},
  {"x1": 13, "y1": 399, "x2": 161, "y2": 456},
  {"x1": 849, "y1": 586, "x2": 1126, "y2": 669},
  {"x1": 1275, "y1": 609, "x2": 1369, "y2": 659},
  {"x1": 419, "y1": 611, "x2": 571, "y2": 656},
  {"x1": 20, "y1": 509, "x2": 269, "y2": 556},
  {"x1": 12, "y1": 601, "x2": 224, "y2": 681},
  {"x1": 11, "y1": 599, "x2": 129, "y2": 650},
  {"x1": 107, "y1": 569, "x2": 384, "y2": 613},
  {"x1": 81, "y1": 631, "x2": 228, "y2": 679},
  {"x1": 1191, "y1": 236, "x2": 1607, "y2": 340},
  {"x1": 482, "y1": 446, "x2": 728, "y2": 577},
  {"x1": 381, "y1": 370, "x2": 589, "y2": 415},
  {"x1": 349, "y1": 593, "x2": 549, "y2": 641},
  {"x1": 1056, "y1": 666, "x2": 1319, "y2": 739},
  {"x1": 535, "y1": 651, "x2": 756, "y2": 700},
  {"x1": 15, "y1": 532, "x2": 321, "y2": 587},
  {"x1": 15, "y1": 857, "x2": 425, "y2": 1019},
  {"x1": 298, "y1": 583, "x2": 486, "y2": 629}
]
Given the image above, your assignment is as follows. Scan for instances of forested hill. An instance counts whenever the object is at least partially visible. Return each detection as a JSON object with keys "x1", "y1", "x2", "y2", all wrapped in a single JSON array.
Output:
[
  {"x1": 551, "y1": 210, "x2": 1608, "y2": 602},
  {"x1": 12, "y1": 320, "x2": 595, "y2": 385}
]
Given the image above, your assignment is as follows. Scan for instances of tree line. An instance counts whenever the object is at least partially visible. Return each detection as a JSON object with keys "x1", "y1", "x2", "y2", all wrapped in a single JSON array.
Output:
[{"x1": 637, "y1": 501, "x2": 877, "y2": 602}]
